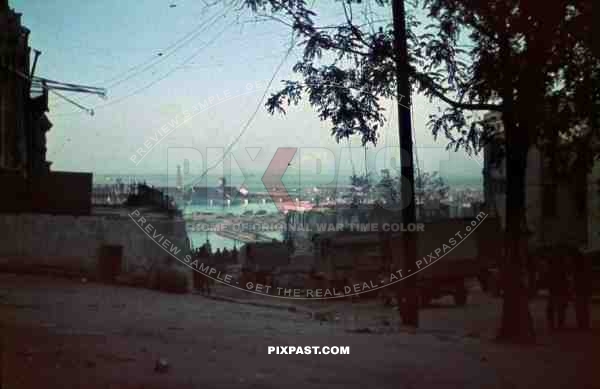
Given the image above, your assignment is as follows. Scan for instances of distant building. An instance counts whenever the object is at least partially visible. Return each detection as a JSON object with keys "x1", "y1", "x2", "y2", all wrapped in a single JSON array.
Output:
[
  {"x1": 417, "y1": 198, "x2": 448, "y2": 220},
  {"x1": 190, "y1": 186, "x2": 236, "y2": 207}
]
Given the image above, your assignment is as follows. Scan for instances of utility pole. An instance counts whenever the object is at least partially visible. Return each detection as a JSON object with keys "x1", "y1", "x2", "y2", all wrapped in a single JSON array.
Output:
[{"x1": 392, "y1": 0, "x2": 419, "y2": 327}]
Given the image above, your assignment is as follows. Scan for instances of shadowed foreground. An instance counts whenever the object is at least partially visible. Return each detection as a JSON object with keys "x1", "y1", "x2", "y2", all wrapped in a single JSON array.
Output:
[{"x1": 0, "y1": 274, "x2": 597, "y2": 389}]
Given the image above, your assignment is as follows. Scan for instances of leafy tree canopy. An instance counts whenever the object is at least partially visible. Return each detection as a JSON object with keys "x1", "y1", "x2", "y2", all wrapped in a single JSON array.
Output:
[{"x1": 241, "y1": 0, "x2": 598, "y2": 164}]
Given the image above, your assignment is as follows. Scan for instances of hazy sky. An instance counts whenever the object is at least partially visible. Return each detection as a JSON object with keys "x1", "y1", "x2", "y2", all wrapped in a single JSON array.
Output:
[{"x1": 12, "y1": 0, "x2": 483, "y2": 184}]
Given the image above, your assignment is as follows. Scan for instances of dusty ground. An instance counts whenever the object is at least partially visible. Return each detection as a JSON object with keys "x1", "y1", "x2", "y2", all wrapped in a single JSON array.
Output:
[{"x1": 0, "y1": 273, "x2": 598, "y2": 389}]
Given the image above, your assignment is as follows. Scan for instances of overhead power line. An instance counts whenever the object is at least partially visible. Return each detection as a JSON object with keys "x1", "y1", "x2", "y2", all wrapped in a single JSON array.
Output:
[
  {"x1": 50, "y1": 0, "x2": 228, "y2": 110},
  {"x1": 95, "y1": 15, "x2": 233, "y2": 109},
  {"x1": 190, "y1": 38, "x2": 296, "y2": 184},
  {"x1": 52, "y1": 3, "x2": 236, "y2": 117},
  {"x1": 102, "y1": 4, "x2": 232, "y2": 90}
]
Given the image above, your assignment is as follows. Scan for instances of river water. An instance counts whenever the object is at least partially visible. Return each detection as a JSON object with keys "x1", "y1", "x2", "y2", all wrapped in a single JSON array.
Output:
[{"x1": 183, "y1": 201, "x2": 284, "y2": 251}]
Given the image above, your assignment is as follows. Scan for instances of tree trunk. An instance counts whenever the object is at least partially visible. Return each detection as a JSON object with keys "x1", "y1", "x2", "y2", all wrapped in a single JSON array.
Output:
[
  {"x1": 498, "y1": 113, "x2": 536, "y2": 343},
  {"x1": 392, "y1": 0, "x2": 419, "y2": 327},
  {"x1": 493, "y1": 25, "x2": 536, "y2": 342}
]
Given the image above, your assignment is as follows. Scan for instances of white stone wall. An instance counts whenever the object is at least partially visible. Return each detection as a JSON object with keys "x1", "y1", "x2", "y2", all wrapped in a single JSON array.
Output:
[{"x1": 0, "y1": 213, "x2": 189, "y2": 275}]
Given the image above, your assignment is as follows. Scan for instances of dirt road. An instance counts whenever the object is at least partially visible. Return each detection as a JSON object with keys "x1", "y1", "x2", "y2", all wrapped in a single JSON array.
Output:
[{"x1": 0, "y1": 274, "x2": 597, "y2": 388}]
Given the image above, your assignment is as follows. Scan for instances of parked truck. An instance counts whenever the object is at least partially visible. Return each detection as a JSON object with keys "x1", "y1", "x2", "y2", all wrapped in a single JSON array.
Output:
[
  {"x1": 407, "y1": 216, "x2": 502, "y2": 306},
  {"x1": 312, "y1": 214, "x2": 503, "y2": 306}
]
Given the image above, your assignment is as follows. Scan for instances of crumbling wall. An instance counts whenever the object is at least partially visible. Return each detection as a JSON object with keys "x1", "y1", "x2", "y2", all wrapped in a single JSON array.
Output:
[{"x1": 0, "y1": 213, "x2": 190, "y2": 278}]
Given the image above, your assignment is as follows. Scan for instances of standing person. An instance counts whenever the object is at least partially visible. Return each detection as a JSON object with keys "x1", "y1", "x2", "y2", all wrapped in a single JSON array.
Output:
[
  {"x1": 546, "y1": 253, "x2": 569, "y2": 330},
  {"x1": 572, "y1": 249, "x2": 592, "y2": 330}
]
